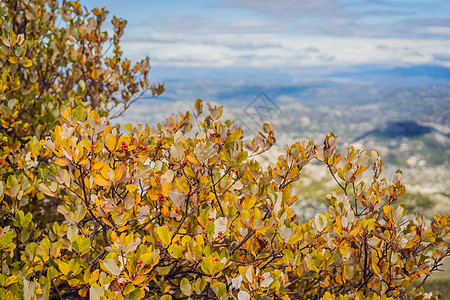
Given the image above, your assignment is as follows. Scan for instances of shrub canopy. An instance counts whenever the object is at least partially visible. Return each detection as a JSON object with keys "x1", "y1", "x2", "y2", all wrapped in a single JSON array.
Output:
[{"x1": 0, "y1": 1, "x2": 449, "y2": 300}]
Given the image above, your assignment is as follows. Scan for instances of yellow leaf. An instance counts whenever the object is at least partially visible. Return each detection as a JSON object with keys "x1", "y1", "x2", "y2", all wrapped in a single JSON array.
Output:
[
  {"x1": 92, "y1": 161, "x2": 103, "y2": 170},
  {"x1": 339, "y1": 243, "x2": 350, "y2": 255},
  {"x1": 63, "y1": 108, "x2": 72, "y2": 119},
  {"x1": 162, "y1": 183, "x2": 172, "y2": 195},
  {"x1": 322, "y1": 292, "x2": 332, "y2": 300},
  {"x1": 79, "y1": 158, "x2": 89, "y2": 165},
  {"x1": 82, "y1": 139, "x2": 91, "y2": 150},
  {"x1": 372, "y1": 258, "x2": 381, "y2": 275},
  {"x1": 383, "y1": 205, "x2": 393, "y2": 217},
  {"x1": 94, "y1": 174, "x2": 110, "y2": 187},
  {"x1": 131, "y1": 273, "x2": 147, "y2": 286},
  {"x1": 123, "y1": 123, "x2": 133, "y2": 132},
  {"x1": 242, "y1": 195, "x2": 256, "y2": 211},
  {"x1": 114, "y1": 163, "x2": 126, "y2": 182},
  {"x1": 287, "y1": 233, "x2": 302, "y2": 245},
  {"x1": 126, "y1": 184, "x2": 138, "y2": 193},
  {"x1": 58, "y1": 262, "x2": 71, "y2": 276},
  {"x1": 161, "y1": 204, "x2": 170, "y2": 217},
  {"x1": 349, "y1": 221, "x2": 362, "y2": 236},
  {"x1": 23, "y1": 59, "x2": 32, "y2": 67},
  {"x1": 156, "y1": 225, "x2": 173, "y2": 246},
  {"x1": 100, "y1": 165, "x2": 112, "y2": 181},
  {"x1": 84, "y1": 176, "x2": 91, "y2": 189},
  {"x1": 362, "y1": 219, "x2": 375, "y2": 231},
  {"x1": 186, "y1": 154, "x2": 200, "y2": 166},
  {"x1": 106, "y1": 134, "x2": 116, "y2": 152},
  {"x1": 101, "y1": 217, "x2": 114, "y2": 228},
  {"x1": 308, "y1": 262, "x2": 319, "y2": 272}
]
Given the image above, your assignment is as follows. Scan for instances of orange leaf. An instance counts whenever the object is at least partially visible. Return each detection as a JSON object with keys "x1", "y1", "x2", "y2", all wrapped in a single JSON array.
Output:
[
  {"x1": 55, "y1": 157, "x2": 71, "y2": 166},
  {"x1": 94, "y1": 174, "x2": 110, "y2": 187}
]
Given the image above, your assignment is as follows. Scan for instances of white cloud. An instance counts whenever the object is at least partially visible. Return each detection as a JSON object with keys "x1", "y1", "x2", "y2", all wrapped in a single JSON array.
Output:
[
  {"x1": 121, "y1": 32, "x2": 449, "y2": 69},
  {"x1": 220, "y1": 0, "x2": 351, "y2": 19},
  {"x1": 94, "y1": 0, "x2": 450, "y2": 74},
  {"x1": 415, "y1": 26, "x2": 450, "y2": 35}
]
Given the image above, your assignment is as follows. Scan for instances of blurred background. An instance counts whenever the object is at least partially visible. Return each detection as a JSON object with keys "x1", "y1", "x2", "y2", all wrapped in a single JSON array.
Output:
[{"x1": 86, "y1": 0, "x2": 450, "y2": 295}]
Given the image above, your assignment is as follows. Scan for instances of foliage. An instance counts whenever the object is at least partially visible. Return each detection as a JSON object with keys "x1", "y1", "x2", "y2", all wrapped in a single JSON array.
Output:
[
  {"x1": 0, "y1": 0, "x2": 162, "y2": 298},
  {"x1": 1, "y1": 1, "x2": 449, "y2": 300},
  {"x1": 7, "y1": 100, "x2": 447, "y2": 299}
]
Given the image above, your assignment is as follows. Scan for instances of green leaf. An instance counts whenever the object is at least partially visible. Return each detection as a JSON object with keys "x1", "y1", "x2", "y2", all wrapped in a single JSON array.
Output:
[
  {"x1": 71, "y1": 234, "x2": 81, "y2": 253},
  {"x1": 80, "y1": 237, "x2": 90, "y2": 255},
  {"x1": 18, "y1": 211, "x2": 33, "y2": 227},
  {"x1": 72, "y1": 106, "x2": 85, "y2": 120},
  {"x1": 14, "y1": 46, "x2": 23, "y2": 57},
  {"x1": 226, "y1": 130, "x2": 242, "y2": 143},
  {"x1": 7, "y1": 175, "x2": 20, "y2": 198},
  {"x1": 236, "y1": 151, "x2": 248, "y2": 165},
  {"x1": 129, "y1": 288, "x2": 144, "y2": 300},
  {"x1": 0, "y1": 232, "x2": 16, "y2": 249},
  {"x1": 343, "y1": 265, "x2": 355, "y2": 280},
  {"x1": 201, "y1": 257, "x2": 213, "y2": 275},
  {"x1": 69, "y1": 258, "x2": 82, "y2": 276},
  {"x1": 423, "y1": 229, "x2": 435, "y2": 243},
  {"x1": 156, "y1": 225, "x2": 173, "y2": 246},
  {"x1": 211, "y1": 282, "x2": 227, "y2": 299},
  {"x1": 213, "y1": 260, "x2": 224, "y2": 274},
  {"x1": 311, "y1": 251, "x2": 322, "y2": 268},
  {"x1": 123, "y1": 283, "x2": 135, "y2": 295},
  {"x1": 77, "y1": 79, "x2": 86, "y2": 94},
  {"x1": 206, "y1": 221, "x2": 215, "y2": 238},
  {"x1": 168, "y1": 244, "x2": 184, "y2": 259}
]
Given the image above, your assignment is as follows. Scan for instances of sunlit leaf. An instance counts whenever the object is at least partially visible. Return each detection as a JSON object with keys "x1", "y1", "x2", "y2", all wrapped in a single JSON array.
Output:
[{"x1": 156, "y1": 225, "x2": 173, "y2": 246}]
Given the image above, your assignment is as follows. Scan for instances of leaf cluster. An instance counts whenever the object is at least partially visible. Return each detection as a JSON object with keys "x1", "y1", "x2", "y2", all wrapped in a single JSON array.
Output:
[{"x1": 0, "y1": 1, "x2": 448, "y2": 300}]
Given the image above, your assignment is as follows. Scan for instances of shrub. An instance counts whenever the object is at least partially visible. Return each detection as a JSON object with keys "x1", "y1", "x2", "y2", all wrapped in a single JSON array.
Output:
[
  {"x1": 0, "y1": 0, "x2": 162, "y2": 298},
  {"x1": 1, "y1": 1, "x2": 449, "y2": 300},
  {"x1": 32, "y1": 100, "x2": 449, "y2": 299}
]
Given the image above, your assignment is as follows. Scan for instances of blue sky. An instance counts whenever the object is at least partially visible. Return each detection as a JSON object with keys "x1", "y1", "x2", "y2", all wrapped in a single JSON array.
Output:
[{"x1": 85, "y1": 0, "x2": 450, "y2": 83}]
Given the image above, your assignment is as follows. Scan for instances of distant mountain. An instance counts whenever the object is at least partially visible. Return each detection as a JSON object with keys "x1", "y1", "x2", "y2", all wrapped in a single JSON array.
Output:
[
  {"x1": 356, "y1": 120, "x2": 439, "y2": 140},
  {"x1": 331, "y1": 64, "x2": 450, "y2": 85}
]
